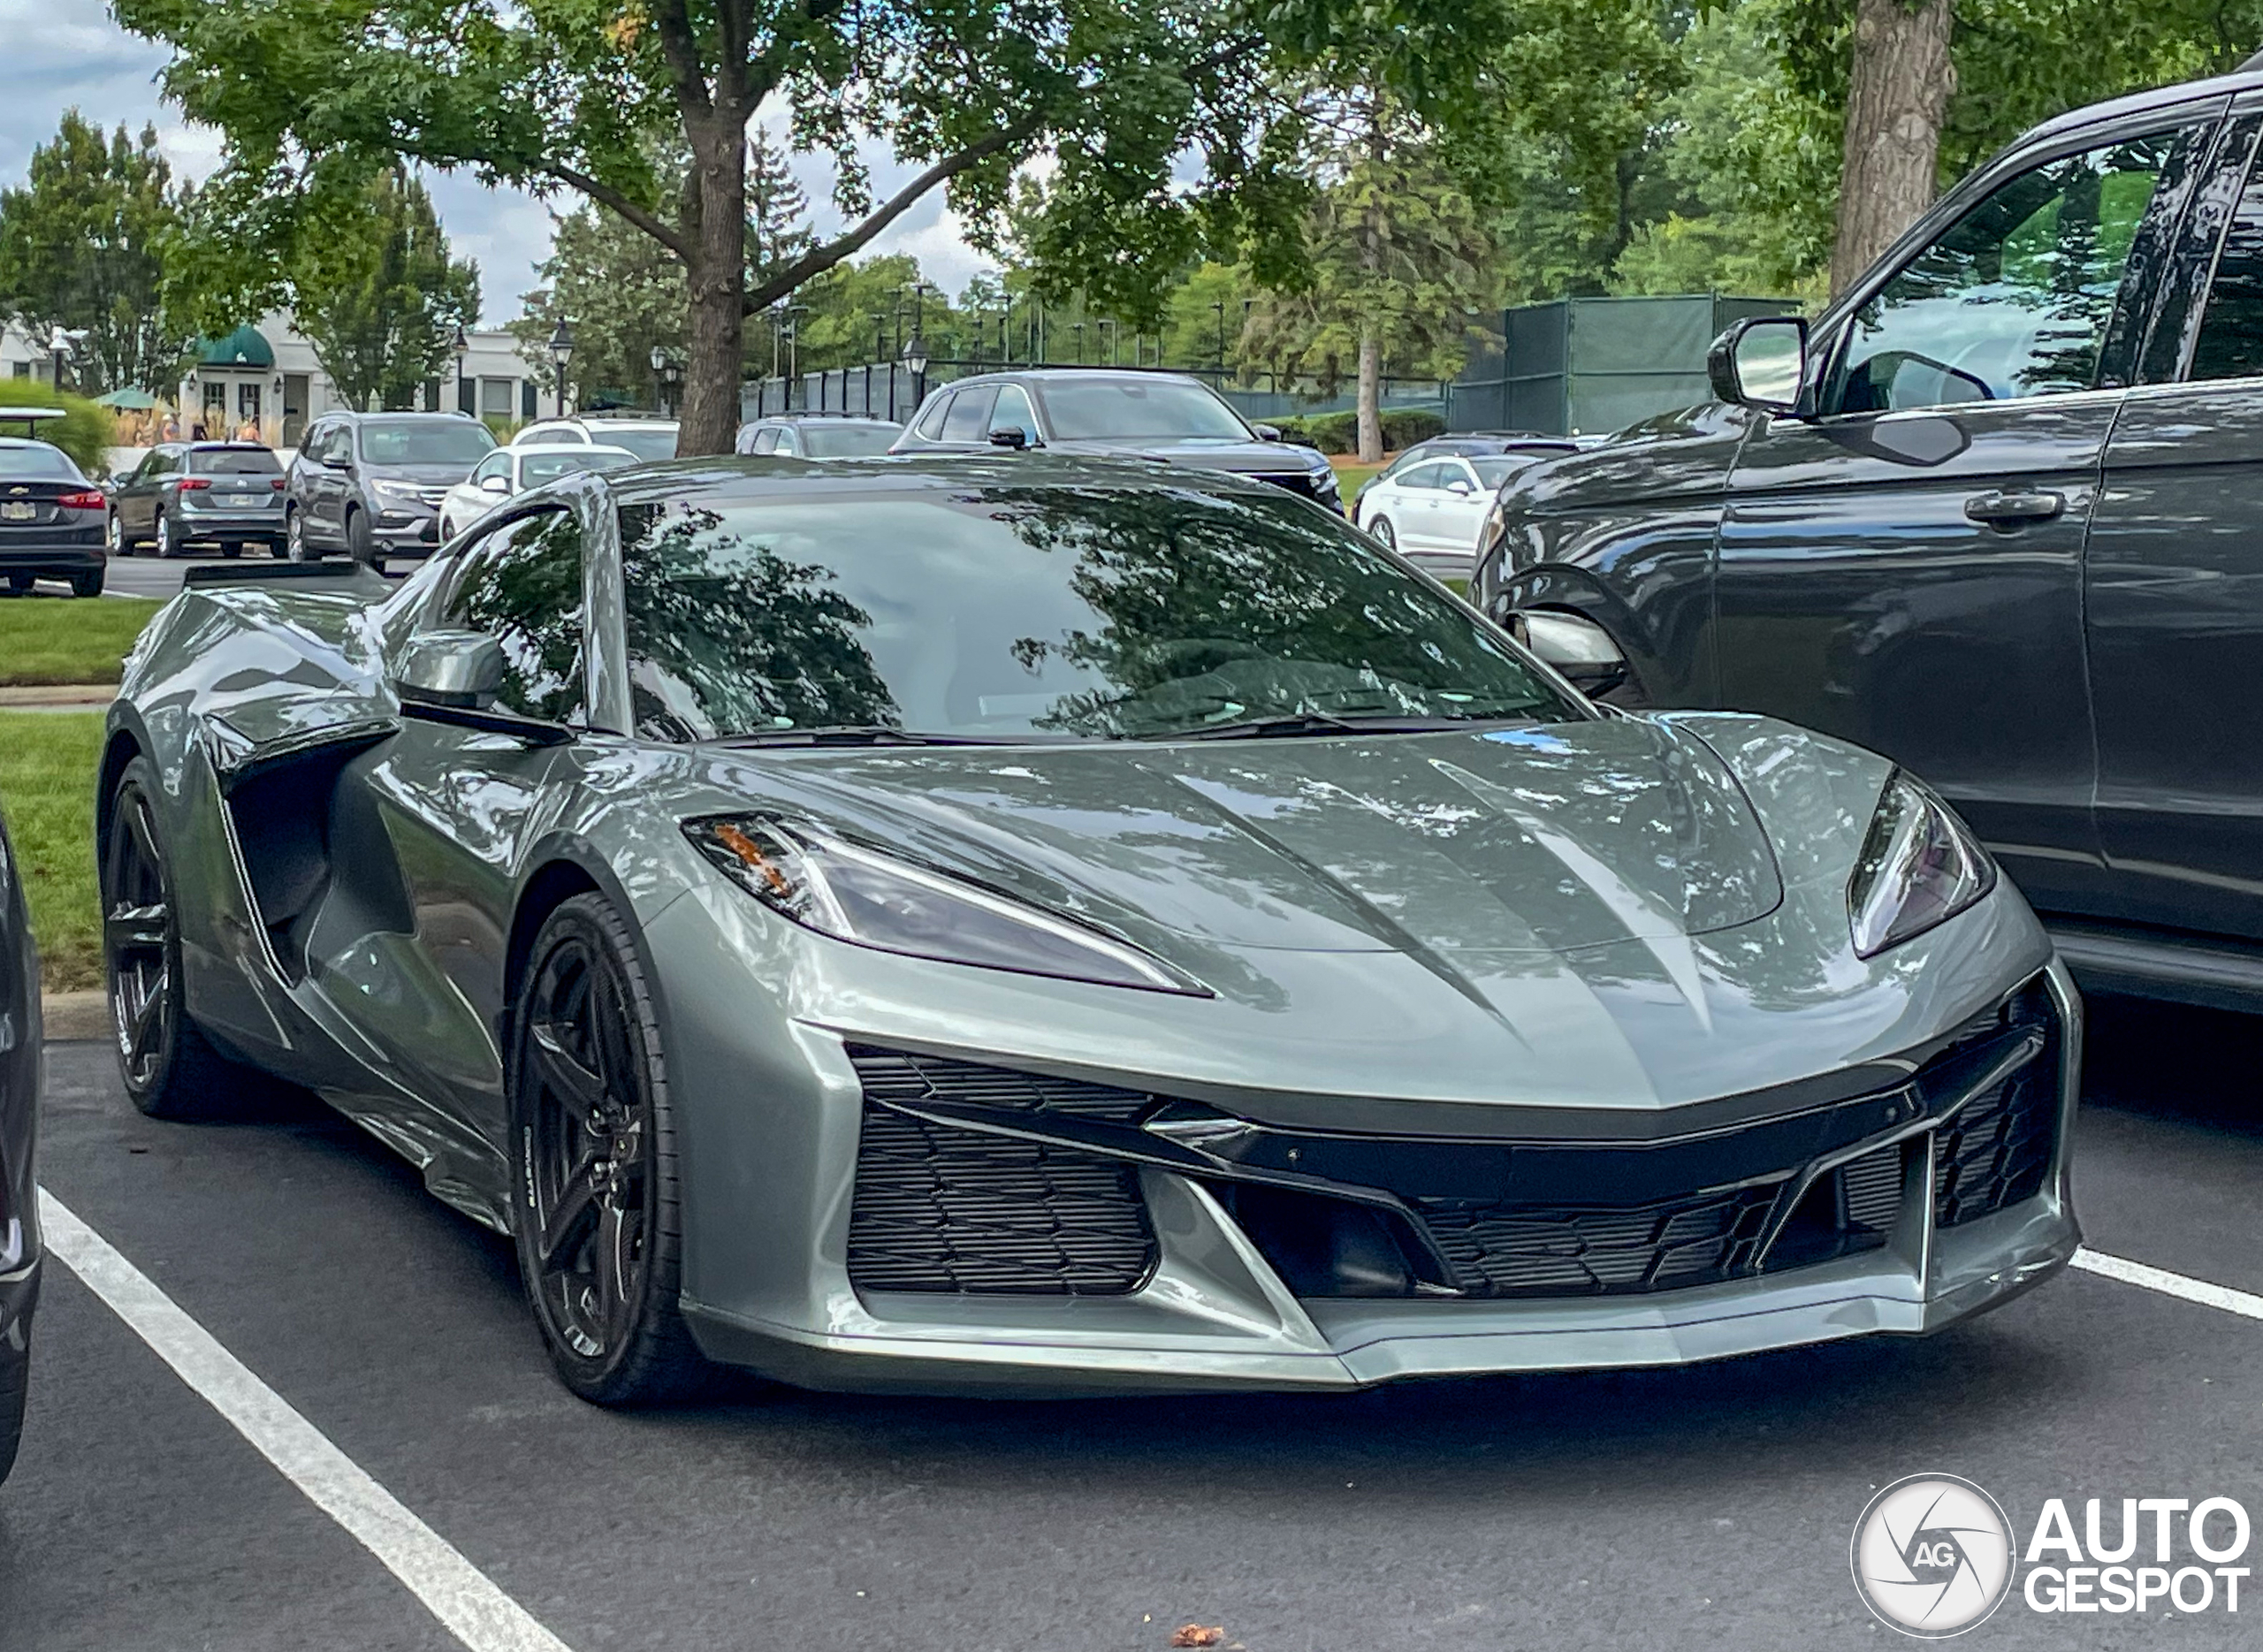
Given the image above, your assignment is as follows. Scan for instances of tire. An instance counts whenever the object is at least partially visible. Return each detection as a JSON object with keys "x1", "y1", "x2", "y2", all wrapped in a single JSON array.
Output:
[
  {"x1": 101, "y1": 757, "x2": 257, "y2": 1120},
  {"x1": 154, "y1": 513, "x2": 174, "y2": 560},
  {"x1": 105, "y1": 507, "x2": 124, "y2": 556},
  {"x1": 0, "y1": 576, "x2": 29, "y2": 597},
  {"x1": 220, "y1": 542, "x2": 241, "y2": 560},
  {"x1": 508, "y1": 894, "x2": 711, "y2": 1406},
  {"x1": 1368, "y1": 515, "x2": 1397, "y2": 552},
  {"x1": 0, "y1": 1341, "x2": 24, "y2": 1488},
  {"x1": 346, "y1": 509, "x2": 378, "y2": 571},
  {"x1": 285, "y1": 507, "x2": 308, "y2": 562},
  {"x1": 69, "y1": 569, "x2": 103, "y2": 598}
]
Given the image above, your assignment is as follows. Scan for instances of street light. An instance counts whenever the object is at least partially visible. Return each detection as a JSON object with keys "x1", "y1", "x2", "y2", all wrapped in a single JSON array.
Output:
[
  {"x1": 547, "y1": 319, "x2": 575, "y2": 418},
  {"x1": 451, "y1": 324, "x2": 470, "y2": 415},
  {"x1": 900, "y1": 332, "x2": 929, "y2": 407},
  {"x1": 47, "y1": 325, "x2": 73, "y2": 393},
  {"x1": 649, "y1": 343, "x2": 670, "y2": 415}
]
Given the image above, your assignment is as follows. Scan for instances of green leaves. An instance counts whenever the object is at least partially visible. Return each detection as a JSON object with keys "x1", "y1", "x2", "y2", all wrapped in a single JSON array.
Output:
[{"x1": 293, "y1": 168, "x2": 482, "y2": 411}]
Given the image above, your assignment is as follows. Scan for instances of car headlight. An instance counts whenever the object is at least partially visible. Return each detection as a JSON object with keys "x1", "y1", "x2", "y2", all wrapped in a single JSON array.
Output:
[
  {"x1": 684, "y1": 816, "x2": 1206, "y2": 994},
  {"x1": 370, "y1": 480, "x2": 427, "y2": 507},
  {"x1": 1847, "y1": 772, "x2": 1994, "y2": 957}
]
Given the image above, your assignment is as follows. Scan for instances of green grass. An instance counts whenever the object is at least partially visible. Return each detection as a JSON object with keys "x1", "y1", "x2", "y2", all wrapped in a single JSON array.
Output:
[
  {"x1": 0, "y1": 596, "x2": 163, "y2": 687},
  {"x1": 0, "y1": 712, "x2": 105, "y2": 991},
  {"x1": 1330, "y1": 455, "x2": 1391, "y2": 499}
]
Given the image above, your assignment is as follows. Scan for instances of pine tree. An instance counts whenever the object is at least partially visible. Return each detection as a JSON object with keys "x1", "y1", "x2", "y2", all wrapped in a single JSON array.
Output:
[
  {"x1": 293, "y1": 167, "x2": 480, "y2": 410},
  {"x1": 745, "y1": 135, "x2": 812, "y2": 288}
]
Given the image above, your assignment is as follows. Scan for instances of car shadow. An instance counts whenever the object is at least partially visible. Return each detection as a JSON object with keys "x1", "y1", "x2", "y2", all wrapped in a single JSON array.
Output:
[{"x1": 2080, "y1": 992, "x2": 2263, "y2": 1138}]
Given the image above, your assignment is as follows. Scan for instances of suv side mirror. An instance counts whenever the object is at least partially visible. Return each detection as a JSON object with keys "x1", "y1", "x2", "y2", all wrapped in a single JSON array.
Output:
[
  {"x1": 479, "y1": 474, "x2": 511, "y2": 494},
  {"x1": 1708, "y1": 316, "x2": 1809, "y2": 415},
  {"x1": 987, "y1": 426, "x2": 1031, "y2": 451},
  {"x1": 392, "y1": 630, "x2": 505, "y2": 708},
  {"x1": 1252, "y1": 423, "x2": 1283, "y2": 442},
  {"x1": 322, "y1": 448, "x2": 352, "y2": 470}
]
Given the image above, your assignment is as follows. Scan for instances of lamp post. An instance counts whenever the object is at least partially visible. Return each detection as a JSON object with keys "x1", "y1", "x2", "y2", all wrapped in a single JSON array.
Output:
[
  {"x1": 900, "y1": 332, "x2": 929, "y2": 409},
  {"x1": 1098, "y1": 318, "x2": 1117, "y2": 365},
  {"x1": 649, "y1": 343, "x2": 669, "y2": 415},
  {"x1": 451, "y1": 324, "x2": 470, "y2": 415},
  {"x1": 547, "y1": 319, "x2": 575, "y2": 418},
  {"x1": 1071, "y1": 321, "x2": 1086, "y2": 363},
  {"x1": 47, "y1": 326, "x2": 72, "y2": 393}
]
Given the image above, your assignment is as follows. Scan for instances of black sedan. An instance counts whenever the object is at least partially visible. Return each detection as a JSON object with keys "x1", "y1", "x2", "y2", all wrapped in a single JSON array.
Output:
[
  {"x1": 0, "y1": 439, "x2": 106, "y2": 598},
  {"x1": 110, "y1": 442, "x2": 287, "y2": 560},
  {"x1": 0, "y1": 801, "x2": 39, "y2": 1484}
]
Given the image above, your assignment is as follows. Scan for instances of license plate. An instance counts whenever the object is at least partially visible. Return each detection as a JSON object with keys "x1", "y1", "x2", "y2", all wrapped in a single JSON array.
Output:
[
  {"x1": 0, "y1": 502, "x2": 35, "y2": 521},
  {"x1": 225, "y1": 494, "x2": 256, "y2": 507}
]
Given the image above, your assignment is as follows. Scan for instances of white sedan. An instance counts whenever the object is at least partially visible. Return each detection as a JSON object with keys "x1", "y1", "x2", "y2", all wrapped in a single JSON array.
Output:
[
  {"x1": 1354, "y1": 454, "x2": 1534, "y2": 580},
  {"x1": 438, "y1": 443, "x2": 638, "y2": 539}
]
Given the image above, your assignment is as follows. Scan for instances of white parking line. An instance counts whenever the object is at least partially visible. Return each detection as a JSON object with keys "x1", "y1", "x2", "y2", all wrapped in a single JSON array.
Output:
[
  {"x1": 2073, "y1": 1245, "x2": 2263, "y2": 1321},
  {"x1": 35, "y1": 1188, "x2": 574, "y2": 1652}
]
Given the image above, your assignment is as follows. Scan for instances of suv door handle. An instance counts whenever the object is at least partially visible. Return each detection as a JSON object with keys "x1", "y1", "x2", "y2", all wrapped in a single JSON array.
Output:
[{"x1": 1964, "y1": 488, "x2": 2065, "y2": 527}]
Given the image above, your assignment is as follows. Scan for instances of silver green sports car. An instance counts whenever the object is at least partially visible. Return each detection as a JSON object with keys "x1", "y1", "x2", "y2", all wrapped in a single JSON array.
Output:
[{"x1": 98, "y1": 455, "x2": 2079, "y2": 1404}]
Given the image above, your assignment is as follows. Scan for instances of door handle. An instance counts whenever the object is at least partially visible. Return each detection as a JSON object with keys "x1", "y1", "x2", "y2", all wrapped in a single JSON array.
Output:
[{"x1": 1964, "y1": 488, "x2": 2065, "y2": 527}]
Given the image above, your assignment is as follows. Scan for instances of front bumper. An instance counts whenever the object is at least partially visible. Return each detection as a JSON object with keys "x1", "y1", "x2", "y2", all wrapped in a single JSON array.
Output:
[
  {"x1": 664, "y1": 917, "x2": 2082, "y2": 1396},
  {"x1": 370, "y1": 507, "x2": 440, "y2": 556}
]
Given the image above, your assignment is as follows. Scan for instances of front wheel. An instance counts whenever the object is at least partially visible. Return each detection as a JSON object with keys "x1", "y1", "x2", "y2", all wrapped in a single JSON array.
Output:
[
  {"x1": 346, "y1": 510, "x2": 379, "y2": 571},
  {"x1": 284, "y1": 507, "x2": 308, "y2": 562},
  {"x1": 1368, "y1": 515, "x2": 1397, "y2": 552},
  {"x1": 508, "y1": 895, "x2": 712, "y2": 1405},
  {"x1": 105, "y1": 507, "x2": 125, "y2": 556}
]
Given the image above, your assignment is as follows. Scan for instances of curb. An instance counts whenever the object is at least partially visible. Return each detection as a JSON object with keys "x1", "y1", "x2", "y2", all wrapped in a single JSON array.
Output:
[
  {"x1": 0, "y1": 684, "x2": 114, "y2": 709},
  {"x1": 41, "y1": 989, "x2": 108, "y2": 1042}
]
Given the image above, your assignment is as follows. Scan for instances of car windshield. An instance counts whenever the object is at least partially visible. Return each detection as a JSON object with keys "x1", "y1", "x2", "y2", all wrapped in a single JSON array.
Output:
[
  {"x1": 522, "y1": 451, "x2": 633, "y2": 486},
  {"x1": 613, "y1": 483, "x2": 1576, "y2": 743},
  {"x1": 1469, "y1": 458, "x2": 1535, "y2": 487},
  {"x1": 1033, "y1": 378, "x2": 1251, "y2": 442},
  {"x1": 189, "y1": 447, "x2": 280, "y2": 476},
  {"x1": 358, "y1": 419, "x2": 496, "y2": 464},
  {"x1": 0, "y1": 443, "x2": 81, "y2": 479},
  {"x1": 800, "y1": 424, "x2": 900, "y2": 458},
  {"x1": 591, "y1": 426, "x2": 679, "y2": 461}
]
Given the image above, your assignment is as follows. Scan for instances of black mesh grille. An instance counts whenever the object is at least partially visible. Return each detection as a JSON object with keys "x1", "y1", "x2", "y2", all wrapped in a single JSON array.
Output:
[
  {"x1": 845, "y1": 1047, "x2": 1159, "y2": 1295},
  {"x1": 1842, "y1": 1142, "x2": 1906, "y2": 1236},
  {"x1": 1934, "y1": 1064, "x2": 2056, "y2": 1228},
  {"x1": 1415, "y1": 1185, "x2": 1779, "y2": 1298}
]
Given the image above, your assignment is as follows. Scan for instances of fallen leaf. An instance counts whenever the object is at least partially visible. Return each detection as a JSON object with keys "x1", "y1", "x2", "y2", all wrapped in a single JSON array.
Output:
[{"x1": 1170, "y1": 1627, "x2": 1224, "y2": 1648}]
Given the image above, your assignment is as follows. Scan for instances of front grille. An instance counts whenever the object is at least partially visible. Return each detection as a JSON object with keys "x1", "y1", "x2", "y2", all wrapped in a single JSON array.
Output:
[
  {"x1": 1250, "y1": 470, "x2": 1337, "y2": 508},
  {"x1": 1417, "y1": 1184, "x2": 1778, "y2": 1297},
  {"x1": 1934, "y1": 1062, "x2": 2056, "y2": 1228},
  {"x1": 845, "y1": 1047, "x2": 1159, "y2": 1295},
  {"x1": 1842, "y1": 1141, "x2": 1906, "y2": 1234}
]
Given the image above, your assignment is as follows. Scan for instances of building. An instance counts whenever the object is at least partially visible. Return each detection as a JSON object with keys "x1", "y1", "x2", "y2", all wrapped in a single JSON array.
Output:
[{"x1": 184, "y1": 314, "x2": 559, "y2": 446}]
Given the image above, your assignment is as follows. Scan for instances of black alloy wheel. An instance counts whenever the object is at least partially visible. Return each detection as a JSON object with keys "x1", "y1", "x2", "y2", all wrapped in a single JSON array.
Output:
[
  {"x1": 102, "y1": 757, "x2": 245, "y2": 1118},
  {"x1": 509, "y1": 895, "x2": 708, "y2": 1405}
]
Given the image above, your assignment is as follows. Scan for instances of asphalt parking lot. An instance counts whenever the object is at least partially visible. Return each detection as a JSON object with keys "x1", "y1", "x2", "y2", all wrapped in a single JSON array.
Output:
[
  {"x1": 6, "y1": 547, "x2": 414, "y2": 605},
  {"x1": 4, "y1": 995, "x2": 2261, "y2": 1651}
]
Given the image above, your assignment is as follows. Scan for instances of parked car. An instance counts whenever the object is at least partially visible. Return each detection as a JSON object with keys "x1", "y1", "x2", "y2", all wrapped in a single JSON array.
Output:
[
  {"x1": 438, "y1": 443, "x2": 637, "y2": 539},
  {"x1": 1352, "y1": 433, "x2": 1581, "y2": 507},
  {"x1": 286, "y1": 412, "x2": 498, "y2": 567},
  {"x1": 1475, "y1": 64, "x2": 2263, "y2": 1011},
  {"x1": 110, "y1": 442, "x2": 286, "y2": 560},
  {"x1": 890, "y1": 369, "x2": 1344, "y2": 512},
  {"x1": 1354, "y1": 452, "x2": 1560, "y2": 579},
  {"x1": 0, "y1": 438, "x2": 107, "y2": 597},
  {"x1": 99, "y1": 453, "x2": 2074, "y2": 1405},
  {"x1": 514, "y1": 416, "x2": 681, "y2": 461},
  {"x1": 735, "y1": 414, "x2": 902, "y2": 457},
  {"x1": 0, "y1": 799, "x2": 41, "y2": 1486}
]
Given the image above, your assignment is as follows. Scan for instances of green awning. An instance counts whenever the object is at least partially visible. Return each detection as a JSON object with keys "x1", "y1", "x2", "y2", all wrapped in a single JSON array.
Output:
[
  {"x1": 95, "y1": 388, "x2": 159, "y2": 409},
  {"x1": 197, "y1": 324, "x2": 275, "y2": 369}
]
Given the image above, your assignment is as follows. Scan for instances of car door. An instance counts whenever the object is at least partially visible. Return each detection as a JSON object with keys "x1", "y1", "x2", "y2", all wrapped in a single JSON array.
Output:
[
  {"x1": 347, "y1": 505, "x2": 591, "y2": 1141},
  {"x1": 1432, "y1": 459, "x2": 1492, "y2": 560},
  {"x1": 935, "y1": 384, "x2": 998, "y2": 452},
  {"x1": 1383, "y1": 463, "x2": 1446, "y2": 550},
  {"x1": 120, "y1": 449, "x2": 164, "y2": 537},
  {"x1": 2085, "y1": 107, "x2": 2263, "y2": 942},
  {"x1": 304, "y1": 423, "x2": 347, "y2": 544},
  {"x1": 1714, "y1": 107, "x2": 2220, "y2": 914}
]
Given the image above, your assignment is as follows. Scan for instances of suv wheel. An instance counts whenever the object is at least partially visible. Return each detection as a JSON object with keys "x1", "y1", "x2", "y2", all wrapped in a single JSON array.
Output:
[
  {"x1": 285, "y1": 507, "x2": 307, "y2": 561},
  {"x1": 347, "y1": 508, "x2": 379, "y2": 571},
  {"x1": 154, "y1": 514, "x2": 174, "y2": 560}
]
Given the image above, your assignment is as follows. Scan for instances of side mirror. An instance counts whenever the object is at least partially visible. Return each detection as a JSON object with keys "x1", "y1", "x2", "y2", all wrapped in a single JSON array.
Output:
[
  {"x1": 1510, "y1": 610, "x2": 1630, "y2": 699},
  {"x1": 987, "y1": 426, "x2": 1031, "y2": 451},
  {"x1": 1708, "y1": 316, "x2": 1809, "y2": 415},
  {"x1": 479, "y1": 474, "x2": 511, "y2": 494},
  {"x1": 1252, "y1": 423, "x2": 1283, "y2": 442},
  {"x1": 392, "y1": 629, "x2": 506, "y2": 709},
  {"x1": 1446, "y1": 476, "x2": 1476, "y2": 497},
  {"x1": 322, "y1": 451, "x2": 352, "y2": 470}
]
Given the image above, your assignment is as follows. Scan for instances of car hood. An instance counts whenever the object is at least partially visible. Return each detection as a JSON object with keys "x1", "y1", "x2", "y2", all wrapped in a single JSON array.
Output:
[
  {"x1": 1046, "y1": 437, "x2": 1330, "y2": 476},
  {"x1": 702, "y1": 718, "x2": 1783, "y2": 963}
]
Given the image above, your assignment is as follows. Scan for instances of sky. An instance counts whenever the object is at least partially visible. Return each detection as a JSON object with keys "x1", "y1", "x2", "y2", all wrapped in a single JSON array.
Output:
[{"x1": 0, "y1": 0, "x2": 1001, "y2": 327}]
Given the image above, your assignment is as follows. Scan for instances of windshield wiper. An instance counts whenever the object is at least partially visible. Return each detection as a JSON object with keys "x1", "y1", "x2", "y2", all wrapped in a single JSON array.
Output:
[
  {"x1": 1139, "y1": 712, "x2": 1527, "y2": 742},
  {"x1": 712, "y1": 725, "x2": 1014, "y2": 748}
]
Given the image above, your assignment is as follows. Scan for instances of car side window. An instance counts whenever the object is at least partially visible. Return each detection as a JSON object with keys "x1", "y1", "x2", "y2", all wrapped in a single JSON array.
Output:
[
  {"x1": 773, "y1": 428, "x2": 801, "y2": 456},
  {"x1": 2189, "y1": 142, "x2": 2263, "y2": 381},
  {"x1": 750, "y1": 427, "x2": 779, "y2": 454},
  {"x1": 1443, "y1": 461, "x2": 1479, "y2": 492},
  {"x1": 1830, "y1": 128, "x2": 2190, "y2": 414},
  {"x1": 1398, "y1": 463, "x2": 1445, "y2": 491},
  {"x1": 431, "y1": 507, "x2": 588, "y2": 725},
  {"x1": 992, "y1": 384, "x2": 1038, "y2": 441},
  {"x1": 941, "y1": 385, "x2": 997, "y2": 443},
  {"x1": 469, "y1": 453, "x2": 510, "y2": 487},
  {"x1": 913, "y1": 394, "x2": 953, "y2": 440}
]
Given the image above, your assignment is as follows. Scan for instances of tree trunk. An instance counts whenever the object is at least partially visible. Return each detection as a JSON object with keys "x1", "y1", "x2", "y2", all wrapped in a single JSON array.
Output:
[
  {"x1": 1830, "y1": 0, "x2": 1955, "y2": 299},
  {"x1": 1356, "y1": 327, "x2": 1383, "y2": 464},
  {"x1": 678, "y1": 115, "x2": 749, "y2": 456}
]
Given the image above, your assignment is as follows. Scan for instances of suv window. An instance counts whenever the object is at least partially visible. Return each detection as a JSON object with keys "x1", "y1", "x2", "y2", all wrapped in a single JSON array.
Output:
[
  {"x1": 993, "y1": 384, "x2": 1038, "y2": 442},
  {"x1": 1831, "y1": 129, "x2": 2187, "y2": 414},
  {"x1": 434, "y1": 508, "x2": 587, "y2": 724},
  {"x1": 941, "y1": 385, "x2": 998, "y2": 443},
  {"x1": 913, "y1": 394, "x2": 952, "y2": 440},
  {"x1": 189, "y1": 447, "x2": 280, "y2": 475},
  {"x1": 750, "y1": 427, "x2": 779, "y2": 454},
  {"x1": 2191, "y1": 145, "x2": 2263, "y2": 381}
]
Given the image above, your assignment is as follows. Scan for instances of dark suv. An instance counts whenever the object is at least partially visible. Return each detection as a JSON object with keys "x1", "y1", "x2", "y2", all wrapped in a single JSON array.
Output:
[
  {"x1": 286, "y1": 411, "x2": 496, "y2": 567},
  {"x1": 890, "y1": 369, "x2": 1343, "y2": 512},
  {"x1": 110, "y1": 442, "x2": 285, "y2": 559},
  {"x1": 1476, "y1": 65, "x2": 2263, "y2": 1010}
]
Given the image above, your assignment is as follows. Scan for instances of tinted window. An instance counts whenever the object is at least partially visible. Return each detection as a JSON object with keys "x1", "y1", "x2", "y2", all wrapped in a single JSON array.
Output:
[
  {"x1": 437, "y1": 510, "x2": 586, "y2": 724},
  {"x1": 1034, "y1": 377, "x2": 1248, "y2": 440},
  {"x1": 358, "y1": 418, "x2": 496, "y2": 465},
  {"x1": 589, "y1": 426, "x2": 677, "y2": 461},
  {"x1": 0, "y1": 443, "x2": 82, "y2": 479},
  {"x1": 773, "y1": 428, "x2": 801, "y2": 456},
  {"x1": 2191, "y1": 147, "x2": 2263, "y2": 381},
  {"x1": 913, "y1": 394, "x2": 952, "y2": 440},
  {"x1": 470, "y1": 453, "x2": 510, "y2": 486},
  {"x1": 750, "y1": 428, "x2": 780, "y2": 454},
  {"x1": 1833, "y1": 130, "x2": 2183, "y2": 412},
  {"x1": 940, "y1": 386, "x2": 997, "y2": 443},
  {"x1": 991, "y1": 385, "x2": 1038, "y2": 442},
  {"x1": 189, "y1": 446, "x2": 280, "y2": 475},
  {"x1": 520, "y1": 451, "x2": 628, "y2": 486},
  {"x1": 1397, "y1": 463, "x2": 1447, "y2": 491},
  {"x1": 800, "y1": 423, "x2": 901, "y2": 457},
  {"x1": 614, "y1": 483, "x2": 1573, "y2": 743}
]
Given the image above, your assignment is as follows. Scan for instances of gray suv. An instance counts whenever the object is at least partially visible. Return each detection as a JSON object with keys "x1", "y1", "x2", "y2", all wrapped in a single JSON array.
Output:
[{"x1": 286, "y1": 412, "x2": 496, "y2": 567}]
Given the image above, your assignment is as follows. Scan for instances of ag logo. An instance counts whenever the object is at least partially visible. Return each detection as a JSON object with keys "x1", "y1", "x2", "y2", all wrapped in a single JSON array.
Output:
[{"x1": 1851, "y1": 1474, "x2": 2015, "y2": 1638}]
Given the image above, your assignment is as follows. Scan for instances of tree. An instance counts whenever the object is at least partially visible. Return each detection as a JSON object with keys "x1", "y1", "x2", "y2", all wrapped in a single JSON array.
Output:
[
  {"x1": 745, "y1": 133, "x2": 812, "y2": 289},
  {"x1": 0, "y1": 112, "x2": 196, "y2": 395},
  {"x1": 292, "y1": 168, "x2": 481, "y2": 412},
  {"x1": 513, "y1": 203, "x2": 689, "y2": 412},
  {"x1": 1243, "y1": 92, "x2": 1495, "y2": 461}
]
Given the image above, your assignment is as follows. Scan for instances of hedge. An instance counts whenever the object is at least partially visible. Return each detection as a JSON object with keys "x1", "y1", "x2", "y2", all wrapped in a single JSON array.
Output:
[
  {"x1": 0, "y1": 380, "x2": 115, "y2": 475},
  {"x1": 1271, "y1": 407, "x2": 1446, "y2": 454}
]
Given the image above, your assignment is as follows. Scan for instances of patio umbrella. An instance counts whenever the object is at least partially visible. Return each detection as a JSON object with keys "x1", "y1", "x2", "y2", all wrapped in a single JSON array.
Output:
[{"x1": 95, "y1": 388, "x2": 159, "y2": 410}]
